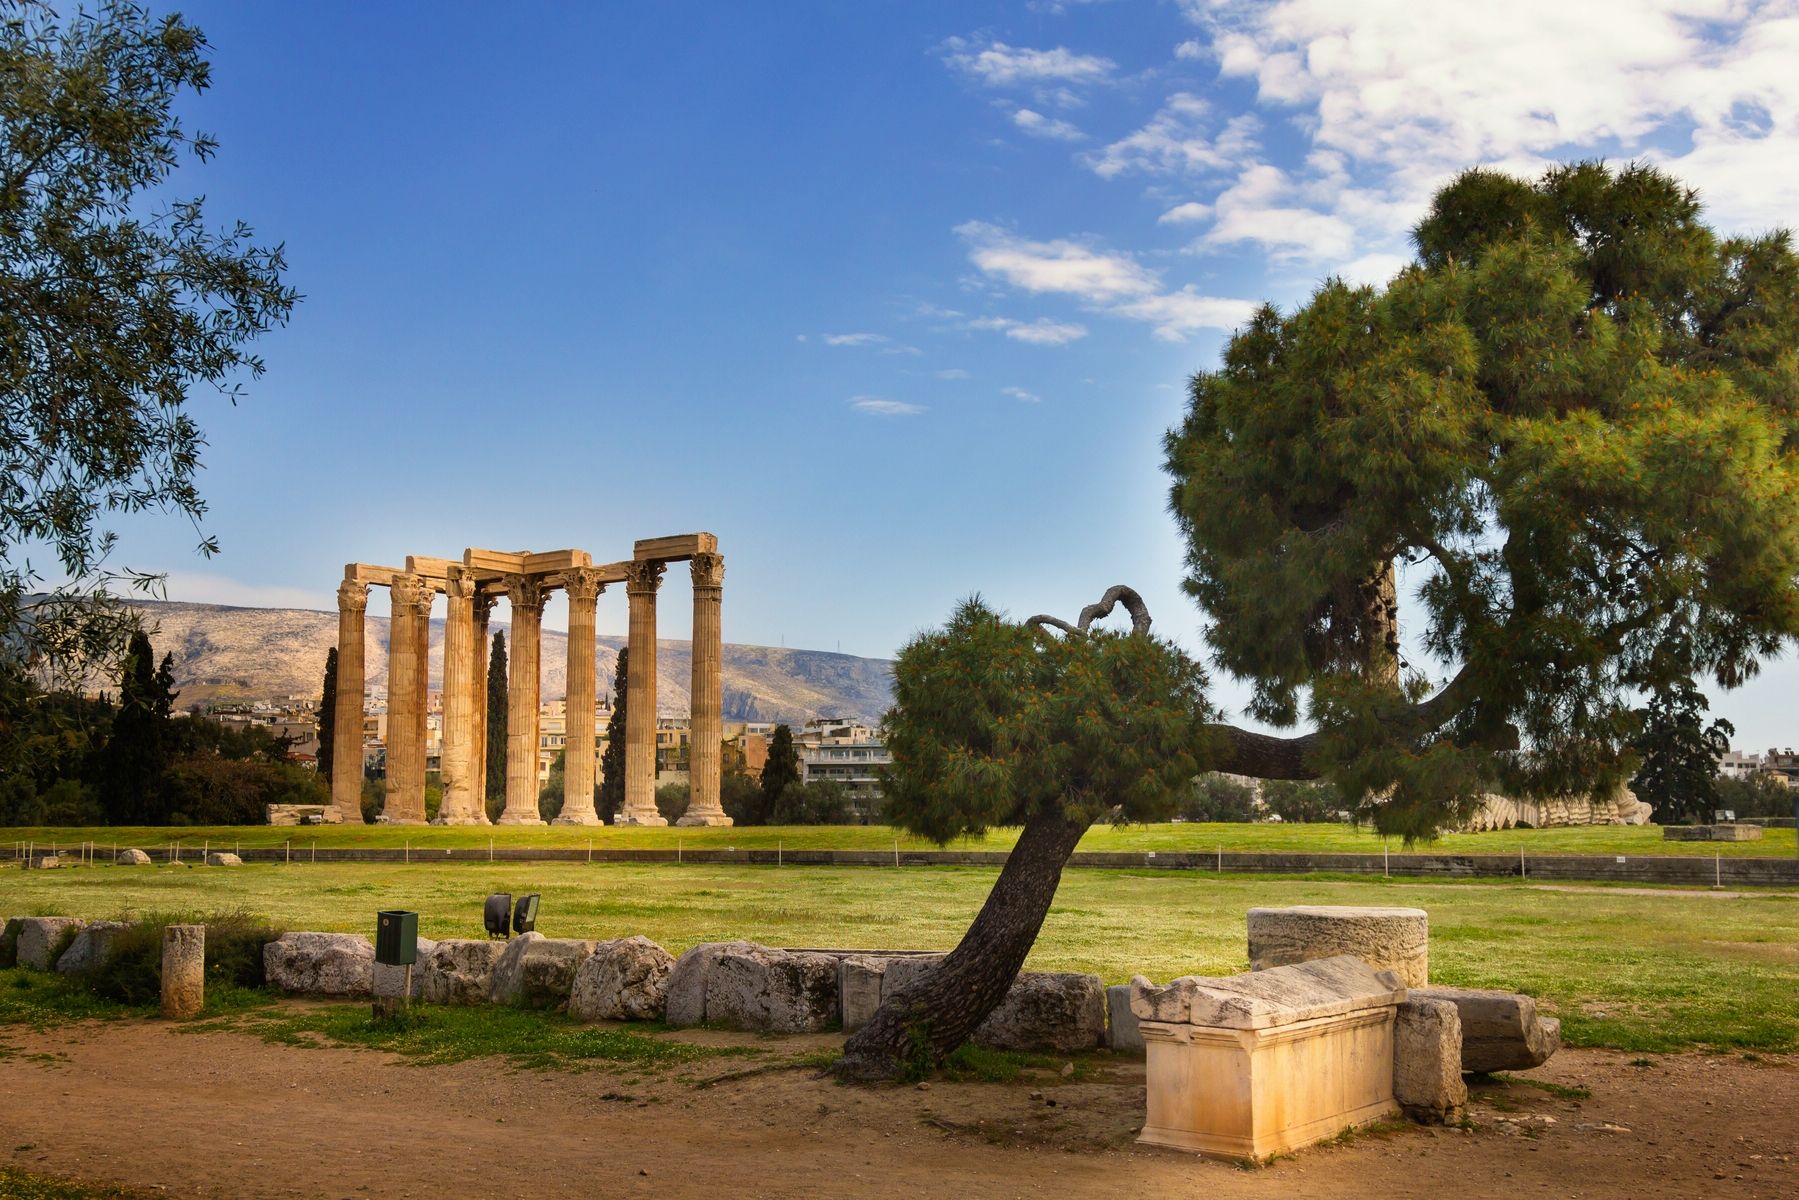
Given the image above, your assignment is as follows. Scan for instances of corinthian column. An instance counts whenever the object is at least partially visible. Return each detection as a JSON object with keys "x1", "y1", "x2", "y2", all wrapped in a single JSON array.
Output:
[
  {"x1": 472, "y1": 590, "x2": 495, "y2": 819},
  {"x1": 434, "y1": 567, "x2": 485, "y2": 824},
  {"x1": 619, "y1": 559, "x2": 667, "y2": 826},
  {"x1": 331, "y1": 579, "x2": 369, "y2": 823},
  {"x1": 499, "y1": 574, "x2": 547, "y2": 825},
  {"x1": 383, "y1": 573, "x2": 430, "y2": 824},
  {"x1": 678, "y1": 552, "x2": 730, "y2": 826},
  {"x1": 556, "y1": 568, "x2": 605, "y2": 825}
]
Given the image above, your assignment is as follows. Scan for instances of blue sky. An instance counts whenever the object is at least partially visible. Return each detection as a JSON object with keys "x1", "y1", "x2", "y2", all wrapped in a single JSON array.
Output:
[{"x1": 92, "y1": 1, "x2": 1798, "y2": 747}]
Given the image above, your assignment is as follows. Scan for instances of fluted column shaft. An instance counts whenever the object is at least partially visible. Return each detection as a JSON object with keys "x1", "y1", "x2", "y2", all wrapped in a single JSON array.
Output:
[
  {"x1": 678, "y1": 553, "x2": 730, "y2": 826},
  {"x1": 383, "y1": 573, "x2": 429, "y2": 824},
  {"x1": 620, "y1": 560, "x2": 667, "y2": 826},
  {"x1": 435, "y1": 568, "x2": 485, "y2": 824},
  {"x1": 332, "y1": 581, "x2": 368, "y2": 822},
  {"x1": 472, "y1": 592, "x2": 494, "y2": 815},
  {"x1": 556, "y1": 569, "x2": 605, "y2": 825},
  {"x1": 500, "y1": 575, "x2": 547, "y2": 824}
]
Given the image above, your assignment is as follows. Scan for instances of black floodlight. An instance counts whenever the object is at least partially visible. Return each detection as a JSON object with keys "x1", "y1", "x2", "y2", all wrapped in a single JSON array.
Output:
[
  {"x1": 484, "y1": 893, "x2": 513, "y2": 938},
  {"x1": 512, "y1": 893, "x2": 540, "y2": 935}
]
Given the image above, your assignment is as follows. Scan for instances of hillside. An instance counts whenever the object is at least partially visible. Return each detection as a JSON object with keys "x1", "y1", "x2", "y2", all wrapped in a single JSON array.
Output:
[{"x1": 118, "y1": 600, "x2": 894, "y2": 724}]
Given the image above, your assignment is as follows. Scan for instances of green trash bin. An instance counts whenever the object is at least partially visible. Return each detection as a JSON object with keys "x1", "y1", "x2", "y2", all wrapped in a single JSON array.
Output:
[{"x1": 375, "y1": 910, "x2": 418, "y2": 966}]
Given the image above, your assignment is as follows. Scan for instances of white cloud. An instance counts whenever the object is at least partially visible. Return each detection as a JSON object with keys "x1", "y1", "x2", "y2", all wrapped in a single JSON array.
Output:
[
  {"x1": 849, "y1": 396, "x2": 925, "y2": 416},
  {"x1": 823, "y1": 332, "x2": 888, "y2": 347},
  {"x1": 942, "y1": 37, "x2": 1116, "y2": 89},
  {"x1": 1087, "y1": 96, "x2": 1260, "y2": 178},
  {"x1": 1158, "y1": 201, "x2": 1213, "y2": 224},
  {"x1": 1002, "y1": 386, "x2": 1042, "y2": 403},
  {"x1": 1336, "y1": 251, "x2": 1411, "y2": 286},
  {"x1": 956, "y1": 221, "x2": 1159, "y2": 302},
  {"x1": 935, "y1": 368, "x2": 973, "y2": 380},
  {"x1": 969, "y1": 315, "x2": 1089, "y2": 345},
  {"x1": 955, "y1": 221, "x2": 1255, "y2": 341},
  {"x1": 1012, "y1": 108, "x2": 1086, "y2": 141},
  {"x1": 1199, "y1": 164, "x2": 1358, "y2": 260},
  {"x1": 1181, "y1": 0, "x2": 1799, "y2": 240}
]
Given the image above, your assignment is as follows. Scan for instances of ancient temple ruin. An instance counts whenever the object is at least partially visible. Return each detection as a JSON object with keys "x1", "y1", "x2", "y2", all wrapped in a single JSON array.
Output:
[{"x1": 327, "y1": 533, "x2": 728, "y2": 827}]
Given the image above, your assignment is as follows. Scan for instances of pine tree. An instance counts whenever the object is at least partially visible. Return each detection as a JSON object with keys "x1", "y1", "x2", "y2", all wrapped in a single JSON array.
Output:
[
  {"x1": 485, "y1": 631, "x2": 508, "y2": 812},
  {"x1": 96, "y1": 630, "x2": 180, "y2": 824},
  {"x1": 760, "y1": 724, "x2": 801, "y2": 819},
  {"x1": 317, "y1": 647, "x2": 338, "y2": 782},
  {"x1": 597, "y1": 647, "x2": 628, "y2": 821}
]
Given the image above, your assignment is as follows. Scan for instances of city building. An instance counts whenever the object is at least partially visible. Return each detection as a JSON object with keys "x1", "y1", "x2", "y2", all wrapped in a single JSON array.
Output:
[{"x1": 794, "y1": 716, "x2": 890, "y2": 815}]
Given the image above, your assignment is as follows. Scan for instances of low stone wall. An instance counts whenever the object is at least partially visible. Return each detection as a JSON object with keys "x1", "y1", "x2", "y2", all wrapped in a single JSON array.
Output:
[{"x1": 38, "y1": 845, "x2": 1793, "y2": 886}]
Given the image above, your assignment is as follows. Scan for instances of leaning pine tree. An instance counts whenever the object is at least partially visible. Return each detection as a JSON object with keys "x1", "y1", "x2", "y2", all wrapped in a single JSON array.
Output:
[{"x1": 839, "y1": 161, "x2": 1799, "y2": 1079}]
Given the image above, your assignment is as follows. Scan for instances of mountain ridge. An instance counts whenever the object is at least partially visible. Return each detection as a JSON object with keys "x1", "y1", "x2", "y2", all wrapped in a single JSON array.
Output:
[{"x1": 115, "y1": 599, "x2": 895, "y2": 725}]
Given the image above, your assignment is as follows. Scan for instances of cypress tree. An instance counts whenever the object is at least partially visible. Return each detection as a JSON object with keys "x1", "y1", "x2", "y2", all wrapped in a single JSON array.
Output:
[
  {"x1": 97, "y1": 630, "x2": 179, "y2": 824},
  {"x1": 597, "y1": 647, "x2": 628, "y2": 821},
  {"x1": 760, "y1": 724, "x2": 801, "y2": 818},
  {"x1": 317, "y1": 647, "x2": 338, "y2": 782},
  {"x1": 485, "y1": 631, "x2": 508, "y2": 813}
]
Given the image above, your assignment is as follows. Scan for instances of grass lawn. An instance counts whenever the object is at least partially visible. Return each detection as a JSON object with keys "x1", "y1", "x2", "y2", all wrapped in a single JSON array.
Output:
[
  {"x1": 4, "y1": 820, "x2": 1794, "y2": 857},
  {"x1": 4, "y1": 859, "x2": 1794, "y2": 1054}
]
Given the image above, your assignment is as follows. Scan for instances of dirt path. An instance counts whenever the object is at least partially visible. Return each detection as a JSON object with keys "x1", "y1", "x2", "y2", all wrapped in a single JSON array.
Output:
[{"x1": 0, "y1": 1019, "x2": 1792, "y2": 1199}]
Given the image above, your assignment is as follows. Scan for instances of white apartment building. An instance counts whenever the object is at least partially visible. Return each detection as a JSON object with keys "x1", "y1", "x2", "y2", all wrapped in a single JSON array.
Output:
[{"x1": 794, "y1": 717, "x2": 890, "y2": 814}]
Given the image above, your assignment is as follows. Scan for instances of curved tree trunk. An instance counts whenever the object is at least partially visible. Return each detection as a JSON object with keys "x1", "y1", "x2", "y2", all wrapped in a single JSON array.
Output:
[{"x1": 836, "y1": 808, "x2": 1090, "y2": 1080}]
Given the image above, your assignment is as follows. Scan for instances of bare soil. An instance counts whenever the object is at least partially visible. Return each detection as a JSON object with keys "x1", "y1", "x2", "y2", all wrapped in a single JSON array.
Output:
[{"x1": 0, "y1": 1018, "x2": 1792, "y2": 1199}]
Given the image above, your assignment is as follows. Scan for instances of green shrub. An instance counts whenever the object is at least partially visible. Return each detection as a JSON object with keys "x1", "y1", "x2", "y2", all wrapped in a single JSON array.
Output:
[{"x1": 82, "y1": 911, "x2": 284, "y2": 1005}]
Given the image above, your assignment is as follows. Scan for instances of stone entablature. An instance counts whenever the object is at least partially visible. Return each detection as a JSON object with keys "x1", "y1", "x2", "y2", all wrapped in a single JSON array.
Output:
[{"x1": 329, "y1": 534, "x2": 730, "y2": 827}]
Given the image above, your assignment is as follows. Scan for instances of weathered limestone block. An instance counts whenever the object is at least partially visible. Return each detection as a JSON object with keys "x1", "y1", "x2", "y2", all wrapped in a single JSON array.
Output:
[
  {"x1": 1248, "y1": 905, "x2": 1430, "y2": 987},
  {"x1": 16, "y1": 917, "x2": 87, "y2": 971},
  {"x1": 263, "y1": 932, "x2": 376, "y2": 997},
  {"x1": 1107, "y1": 983, "x2": 1144, "y2": 1055},
  {"x1": 880, "y1": 957, "x2": 1103, "y2": 1053},
  {"x1": 702, "y1": 944, "x2": 840, "y2": 1033},
  {"x1": 1394, "y1": 997, "x2": 1467, "y2": 1124},
  {"x1": 1411, "y1": 986, "x2": 1561, "y2": 1073},
  {"x1": 489, "y1": 932, "x2": 595, "y2": 1009},
  {"x1": 664, "y1": 940, "x2": 759, "y2": 1026},
  {"x1": 568, "y1": 936, "x2": 676, "y2": 1022},
  {"x1": 55, "y1": 921, "x2": 129, "y2": 976},
  {"x1": 30, "y1": 856, "x2": 62, "y2": 870},
  {"x1": 204, "y1": 851, "x2": 244, "y2": 866},
  {"x1": 1663, "y1": 824, "x2": 1762, "y2": 842},
  {"x1": 971, "y1": 971, "x2": 1106, "y2": 1053},
  {"x1": 417, "y1": 939, "x2": 507, "y2": 1006},
  {"x1": 839, "y1": 955, "x2": 889, "y2": 1034},
  {"x1": 1131, "y1": 956, "x2": 1407, "y2": 1161},
  {"x1": 372, "y1": 937, "x2": 436, "y2": 1001},
  {"x1": 116, "y1": 848, "x2": 152, "y2": 866},
  {"x1": 162, "y1": 924, "x2": 205, "y2": 1019}
]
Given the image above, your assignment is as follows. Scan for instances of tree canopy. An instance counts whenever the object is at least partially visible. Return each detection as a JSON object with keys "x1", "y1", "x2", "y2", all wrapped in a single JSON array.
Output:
[
  {"x1": 1, "y1": 1, "x2": 298, "y2": 679},
  {"x1": 1165, "y1": 161, "x2": 1799, "y2": 836}
]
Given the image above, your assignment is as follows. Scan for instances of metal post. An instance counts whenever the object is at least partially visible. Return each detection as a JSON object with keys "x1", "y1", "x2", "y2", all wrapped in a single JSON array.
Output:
[
  {"x1": 587, "y1": 839, "x2": 592, "y2": 865},
  {"x1": 1217, "y1": 844, "x2": 1223, "y2": 875},
  {"x1": 1383, "y1": 837, "x2": 1390, "y2": 879},
  {"x1": 1715, "y1": 852, "x2": 1721, "y2": 888},
  {"x1": 894, "y1": 839, "x2": 900, "y2": 867},
  {"x1": 779, "y1": 839, "x2": 783, "y2": 867},
  {"x1": 1520, "y1": 844, "x2": 1526, "y2": 880}
]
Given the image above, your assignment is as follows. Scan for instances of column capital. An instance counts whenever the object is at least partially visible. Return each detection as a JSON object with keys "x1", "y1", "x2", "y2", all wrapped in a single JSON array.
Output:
[
  {"x1": 690, "y1": 552, "x2": 725, "y2": 590},
  {"x1": 506, "y1": 573, "x2": 548, "y2": 615},
  {"x1": 390, "y1": 572, "x2": 432, "y2": 614},
  {"x1": 473, "y1": 588, "x2": 498, "y2": 622},
  {"x1": 564, "y1": 567, "x2": 607, "y2": 606},
  {"x1": 625, "y1": 559, "x2": 666, "y2": 596},
  {"x1": 337, "y1": 580, "x2": 369, "y2": 614},
  {"x1": 445, "y1": 565, "x2": 478, "y2": 602}
]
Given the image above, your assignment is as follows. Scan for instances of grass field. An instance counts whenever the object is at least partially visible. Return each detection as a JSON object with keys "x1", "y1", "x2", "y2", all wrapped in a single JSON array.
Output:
[
  {"x1": 5, "y1": 820, "x2": 1794, "y2": 858},
  {"x1": 4, "y1": 858, "x2": 1794, "y2": 1054}
]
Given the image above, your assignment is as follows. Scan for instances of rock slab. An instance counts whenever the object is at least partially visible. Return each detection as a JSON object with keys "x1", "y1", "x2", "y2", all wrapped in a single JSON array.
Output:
[
  {"x1": 16, "y1": 917, "x2": 87, "y2": 971},
  {"x1": 55, "y1": 921, "x2": 129, "y2": 975},
  {"x1": 1411, "y1": 986, "x2": 1561, "y2": 1073},
  {"x1": 489, "y1": 933, "x2": 595, "y2": 1009},
  {"x1": 204, "y1": 851, "x2": 244, "y2": 866},
  {"x1": 1394, "y1": 997, "x2": 1467, "y2": 1123},
  {"x1": 263, "y1": 932, "x2": 376, "y2": 997},
  {"x1": 838, "y1": 956, "x2": 889, "y2": 1034},
  {"x1": 162, "y1": 924, "x2": 205, "y2": 1019},
  {"x1": 1107, "y1": 983, "x2": 1143, "y2": 1054},
  {"x1": 882, "y1": 957, "x2": 1105, "y2": 1053},
  {"x1": 1247, "y1": 905, "x2": 1430, "y2": 987},
  {"x1": 664, "y1": 942, "x2": 840, "y2": 1033},
  {"x1": 372, "y1": 937, "x2": 437, "y2": 1001},
  {"x1": 568, "y1": 936, "x2": 676, "y2": 1022},
  {"x1": 116, "y1": 848, "x2": 152, "y2": 866},
  {"x1": 417, "y1": 939, "x2": 507, "y2": 1006}
]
